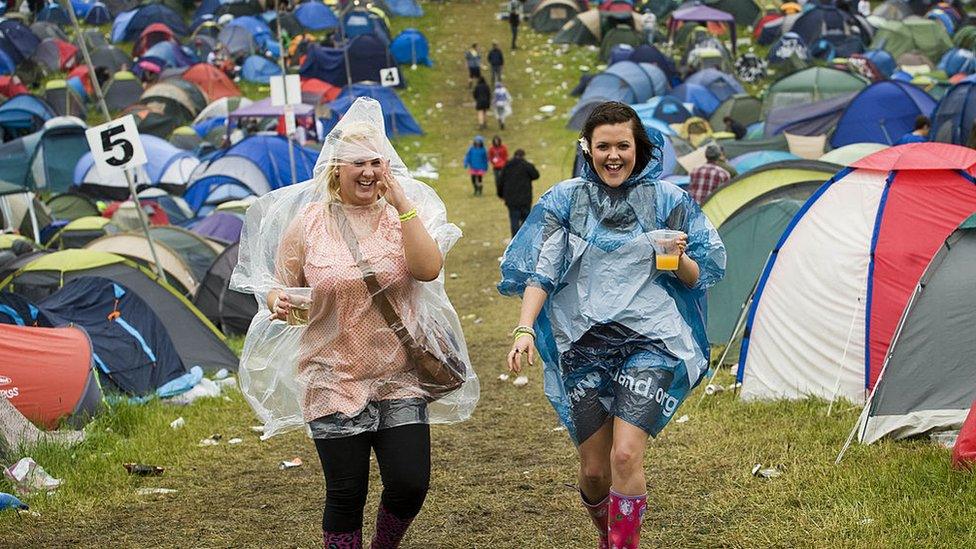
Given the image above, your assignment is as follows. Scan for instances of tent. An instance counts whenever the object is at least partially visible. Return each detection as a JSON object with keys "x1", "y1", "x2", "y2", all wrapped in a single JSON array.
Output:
[
  {"x1": 790, "y1": 3, "x2": 864, "y2": 56},
  {"x1": 3, "y1": 277, "x2": 188, "y2": 395},
  {"x1": 667, "y1": 5, "x2": 737, "y2": 54},
  {"x1": 342, "y1": 8, "x2": 392, "y2": 42},
  {"x1": 0, "y1": 94, "x2": 56, "y2": 140},
  {"x1": 568, "y1": 61, "x2": 669, "y2": 129},
  {"x1": 111, "y1": 4, "x2": 188, "y2": 42},
  {"x1": 170, "y1": 125, "x2": 202, "y2": 150},
  {"x1": 294, "y1": 1, "x2": 339, "y2": 30},
  {"x1": 819, "y1": 143, "x2": 889, "y2": 166},
  {"x1": 633, "y1": 96, "x2": 691, "y2": 125},
  {"x1": 763, "y1": 92, "x2": 856, "y2": 137},
  {"x1": 216, "y1": 25, "x2": 257, "y2": 58},
  {"x1": 870, "y1": 16, "x2": 952, "y2": 61},
  {"x1": 729, "y1": 150, "x2": 800, "y2": 173},
  {"x1": 767, "y1": 32, "x2": 809, "y2": 69},
  {"x1": 0, "y1": 20, "x2": 40, "y2": 65},
  {"x1": 666, "y1": 83, "x2": 721, "y2": 117},
  {"x1": 43, "y1": 79, "x2": 86, "y2": 119},
  {"x1": 46, "y1": 192, "x2": 99, "y2": 221},
  {"x1": 299, "y1": 34, "x2": 396, "y2": 88},
  {"x1": 628, "y1": 44, "x2": 679, "y2": 83},
  {"x1": 47, "y1": 216, "x2": 118, "y2": 249},
  {"x1": 931, "y1": 80, "x2": 976, "y2": 145},
  {"x1": 553, "y1": 9, "x2": 643, "y2": 45},
  {"x1": 190, "y1": 211, "x2": 243, "y2": 244},
  {"x1": 718, "y1": 133, "x2": 789, "y2": 158},
  {"x1": 0, "y1": 117, "x2": 88, "y2": 194},
  {"x1": 32, "y1": 38, "x2": 78, "y2": 74},
  {"x1": 0, "y1": 249, "x2": 238, "y2": 372},
  {"x1": 390, "y1": 29, "x2": 432, "y2": 67},
  {"x1": 851, "y1": 214, "x2": 976, "y2": 444},
  {"x1": 321, "y1": 84, "x2": 423, "y2": 137},
  {"x1": 0, "y1": 180, "x2": 48, "y2": 241},
  {"x1": 184, "y1": 135, "x2": 318, "y2": 214},
  {"x1": 385, "y1": 0, "x2": 423, "y2": 17},
  {"x1": 84, "y1": 2, "x2": 112, "y2": 25},
  {"x1": 763, "y1": 66, "x2": 869, "y2": 114},
  {"x1": 701, "y1": 159, "x2": 840, "y2": 228},
  {"x1": 194, "y1": 96, "x2": 253, "y2": 124},
  {"x1": 133, "y1": 22, "x2": 176, "y2": 57},
  {"x1": 0, "y1": 324, "x2": 100, "y2": 429},
  {"x1": 532, "y1": 0, "x2": 580, "y2": 32},
  {"x1": 89, "y1": 45, "x2": 131, "y2": 72},
  {"x1": 831, "y1": 80, "x2": 937, "y2": 148},
  {"x1": 143, "y1": 225, "x2": 221, "y2": 284},
  {"x1": 192, "y1": 242, "x2": 256, "y2": 335},
  {"x1": 241, "y1": 54, "x2": 282, "y2": 84},
  {"x1": 102, "y1": 71, "x2": 143, "y2": 112},
  {"x1": 708, "y1": 94, "x2": 761, "y2": 129},
  {"x1": 736, "y1": 144, "x2": 976, "y2": 403},
  {"x1": 938, "y1": 48, "x2": 976, "y2": 77},
  {"x1": 73, "y1": 133, "x2": 200, "y2": 198},
  {"x1": 84, "y1": 233, "x2": 198, "y2": 295},
  {"x1": 599, "y1": 26, "x2": 642, "y2": 62},
  {"x1": 684, "y1": 68, "x2": 744, "y2": 104}
]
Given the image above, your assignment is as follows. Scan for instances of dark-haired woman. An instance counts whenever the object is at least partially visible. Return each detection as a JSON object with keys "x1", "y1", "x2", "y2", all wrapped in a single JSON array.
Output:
[{"x1": 498, "y1": 101, "x2": 725, "y2": 549}]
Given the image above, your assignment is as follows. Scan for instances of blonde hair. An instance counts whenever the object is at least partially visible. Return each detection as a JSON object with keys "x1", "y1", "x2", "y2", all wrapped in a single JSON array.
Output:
[
  {"x1": 315, "y1": 163, "x2": 343, "y2": 203},
  {"x1": 315, "y1": 121, "x2": 383, "y2": 203}
]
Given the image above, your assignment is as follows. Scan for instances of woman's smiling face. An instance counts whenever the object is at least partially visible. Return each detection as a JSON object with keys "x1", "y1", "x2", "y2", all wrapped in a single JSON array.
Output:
[
  {"x1": 337, "y1": 156, "x2": 384, "y2": 205},
  {"x1": 589, "y1": 122, "x2": 636, "y2": 188}
]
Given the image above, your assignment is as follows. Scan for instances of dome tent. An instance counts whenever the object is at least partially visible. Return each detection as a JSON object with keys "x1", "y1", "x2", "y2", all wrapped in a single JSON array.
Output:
[
  {"x1": 390, "y1": 28, "x2": 432, "y2": 67},
  {"x1": 831, "y1": 80, "x2": 936, "y2": 148}
]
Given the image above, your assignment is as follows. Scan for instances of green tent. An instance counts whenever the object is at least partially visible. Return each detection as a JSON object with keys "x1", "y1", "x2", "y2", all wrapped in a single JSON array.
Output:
[
  {"x1": 47, "y1": 216, "x2": 118, "y2": 250},
  {"x1": 531, "y1": 0, "x2": 580, "y2": 33},
  {"x1": 705, "y1": 0, "x2": 759, "y2": 26},
  {"x1": 709, "y1": 94, "x2": 762, "y2": 129},
  {"x1": 0, "y1": 234, "x2": 28, "y2": 250},
  {"x1": 708, "y1": 199, "x2": 805, "y2": 360},
  {"x1": 0, "y1": 119, "x2": 90, "y2": 194},
  {"x1": 702, "y1": 159, "x2": 840, "y2": 228},
  {"x1": 600, "y1": 26, "x2": 643, "y2": 61},
  {"x1": 0, "y1": 249, "x2": 237, "y2": 373},
  {"x1": 45, "y1": 193, "x2": 100, "y2": 222},
  {"x1": 870, "y1": 16, "x2": 953, "y2": 61},
  {"x1": 554, "y1": 9, "x2": 602, "y2": 45},
  {"x1": 953, "y1": 26, "x2": 976, "y2": 50},
  {"x1": 763, "y1": 67, "x2": 869, "y2": 115},
  {"x1": 717, "y1": 133, "x2": 789, "y2": 158}
]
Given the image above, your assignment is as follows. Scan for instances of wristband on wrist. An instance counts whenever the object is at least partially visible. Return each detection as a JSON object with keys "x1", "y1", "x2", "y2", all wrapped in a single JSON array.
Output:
[
  {"x1": 398, "y1": 208, "x2": 418, "y2": 222},
  {"x1": 512, "y1": 325, "x2": 536, "y2": 340}
]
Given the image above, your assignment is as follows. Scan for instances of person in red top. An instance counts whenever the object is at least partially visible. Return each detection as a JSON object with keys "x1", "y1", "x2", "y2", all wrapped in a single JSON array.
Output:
[
  {"x1": 488, "y1": 135, "x2": 509, "y2": 196},
  {"x1": 687, "y1": 144, "x2": 731, "y2": 205}
]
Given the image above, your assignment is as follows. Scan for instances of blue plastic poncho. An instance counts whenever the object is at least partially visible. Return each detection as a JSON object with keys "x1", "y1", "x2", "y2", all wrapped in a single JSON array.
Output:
[{"x1": 498, "y1": 137, "x2": 725, "y2": 444}]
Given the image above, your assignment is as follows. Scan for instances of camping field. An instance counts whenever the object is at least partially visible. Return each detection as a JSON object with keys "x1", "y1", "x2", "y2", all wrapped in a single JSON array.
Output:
[{"x1": 3, "y1": 1, "x2": 976, "y2": 546}]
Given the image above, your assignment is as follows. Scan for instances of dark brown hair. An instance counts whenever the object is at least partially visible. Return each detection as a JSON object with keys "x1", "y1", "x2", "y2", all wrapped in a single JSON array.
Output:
[{"x1": 581, "y1": 101, "x2": 656, "y2": 177}]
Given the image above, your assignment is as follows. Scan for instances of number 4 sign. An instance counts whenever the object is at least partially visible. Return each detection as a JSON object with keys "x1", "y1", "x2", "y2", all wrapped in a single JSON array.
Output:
[
  {"x1": 85, "y1": 115, "x2": 147, "y2": 177},
  {"x1": 380, "y1": 67, "x2": 400, "y2": 87}
]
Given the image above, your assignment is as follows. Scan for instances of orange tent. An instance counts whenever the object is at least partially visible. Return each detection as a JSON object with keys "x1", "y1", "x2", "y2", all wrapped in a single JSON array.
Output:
[
  {"x1": 182, "y1": 63, "x2": 241, "y2": 101},
  {"x1": 301, "y1": 77, "x2": 341, "y2": 103},
  {"x1": 0, "y1": 324, "x2": 101, "y2": 429}
]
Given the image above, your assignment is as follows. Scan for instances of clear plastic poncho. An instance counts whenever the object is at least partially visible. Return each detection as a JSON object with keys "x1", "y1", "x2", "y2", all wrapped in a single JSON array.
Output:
[
  {"x1": 498, "y1": 134, "x2": 726, "y2": 444},
  {"x1": 231, "y1": 98, "x2": 479, "y2": 439}
]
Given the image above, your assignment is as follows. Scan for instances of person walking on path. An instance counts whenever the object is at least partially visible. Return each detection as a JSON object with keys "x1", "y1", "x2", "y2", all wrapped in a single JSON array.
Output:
[
  {"x1": 464, "y1": 135, "x2": 489, "y2": 196},
  {"x1": 489, "y1": 135, "x2": 509, "y2": 193},
  {"x1": 498, "y1": 101, "x2": 725, "y2": 549},
  {"x1": 473, "y1": 76, "x2": 491, "y2": 130},
  {"x1": 488, "y1": 42, "x2": 504, "y2": 86},
  {"x1": 497, "y1": 148, "x2": 539, "y2": 237},
  {"x1": 465, "y1": 44, "x2": 481, "y2": 88},
  {"x1": 508, "y1": 0, "x2": 523, "y2": 50},
  {"x1": 493, "y1": 81, "x2": 513, "y2": 130},
  {"x1": 688, "y1": 144, "x2": 732, "y2": 204},
  {"x1": 232, "y1": 98, "x2": 478, "y2": 549}
]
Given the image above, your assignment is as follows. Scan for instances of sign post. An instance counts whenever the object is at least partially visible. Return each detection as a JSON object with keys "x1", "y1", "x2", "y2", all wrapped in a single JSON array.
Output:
[{"x1": 269, "y1": 73, "x2": 303, "y2": 186}]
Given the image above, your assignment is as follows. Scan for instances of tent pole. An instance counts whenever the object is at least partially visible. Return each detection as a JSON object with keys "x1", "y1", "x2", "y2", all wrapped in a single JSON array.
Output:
[
  {"x1": 826, "y1": 287, "x2": 865, "y2": 416},
  {"x1": 339, "y1": 3, "x2": 354, "y2": 89},
  {"x1": 26, "y1": 192, "x2": 40, "y2": 242},
  {"x1": 61, "y1": 0, "x2": 168, "y2": 285},
  {"x1": 274, "y1": 0, "x2": 298, "y2": 186}
]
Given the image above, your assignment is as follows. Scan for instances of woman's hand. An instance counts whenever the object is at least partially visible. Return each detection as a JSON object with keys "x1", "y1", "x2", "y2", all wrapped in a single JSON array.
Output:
[
  {"x1": 507, "y1": 334, "x2": 535, "y2": 374},
  {"x1": 378, "y1": 161, "x2": 412, "y2": 214},
  {"x1": 272, "y1": 293, "x2": 291, "y2": 321},
  {"x1": 675, "y1": 232, "x2": 688, "y2": 256}
]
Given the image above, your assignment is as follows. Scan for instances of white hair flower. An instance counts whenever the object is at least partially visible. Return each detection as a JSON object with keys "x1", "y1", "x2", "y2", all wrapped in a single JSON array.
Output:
[{"x1": 578, "y1": 136, "x2": 590, "y2": 156}]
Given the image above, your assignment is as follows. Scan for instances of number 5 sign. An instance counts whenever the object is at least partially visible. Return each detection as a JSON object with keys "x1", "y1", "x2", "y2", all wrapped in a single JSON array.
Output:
[{"x1": 85, "y1": 115, "x2": 147, "y2": 177}]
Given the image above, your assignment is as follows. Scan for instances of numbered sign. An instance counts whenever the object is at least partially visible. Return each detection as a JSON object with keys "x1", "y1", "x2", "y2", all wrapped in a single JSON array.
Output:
[
  {"x1": 380, "y1": 67, "x2": 400, "y2": 87},
  {"x1": 85, "y1": 115, "x2": 147, "y2": 177}
]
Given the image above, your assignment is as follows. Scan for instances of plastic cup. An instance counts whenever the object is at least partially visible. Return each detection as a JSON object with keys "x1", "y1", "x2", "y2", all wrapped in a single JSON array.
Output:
[
  {"x1": 649, "y1": 229, "x2": 683, "y2": 271},
  {"x1": 281, "y1": 287, "x2": 312, "y2": 326}
]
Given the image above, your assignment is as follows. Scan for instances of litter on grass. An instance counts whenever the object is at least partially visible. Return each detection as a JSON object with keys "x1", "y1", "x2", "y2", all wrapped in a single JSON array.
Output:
[{"x1": 3, "y1": 458, "x2": 61, "y2": 495}]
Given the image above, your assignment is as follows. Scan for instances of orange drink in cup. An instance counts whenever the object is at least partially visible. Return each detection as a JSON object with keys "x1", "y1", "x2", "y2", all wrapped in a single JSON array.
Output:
[{"x1": 649, "y1": 229, "x2": 683, "y2": 272}]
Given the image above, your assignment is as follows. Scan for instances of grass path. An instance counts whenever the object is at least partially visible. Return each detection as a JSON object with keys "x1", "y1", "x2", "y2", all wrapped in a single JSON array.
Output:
[{"x1": 4, "y1": 1, "x2": 976, "y2": 547}]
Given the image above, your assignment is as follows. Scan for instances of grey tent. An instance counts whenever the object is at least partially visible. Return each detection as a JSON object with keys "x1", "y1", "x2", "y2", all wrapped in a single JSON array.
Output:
[
  {"x1": 708, "y1": 94, "x2": 761, "y2": 129},
  {"x1": 854, "y1": 214, "x2": 976, "y2": 444},
  {"x1": 218, "y1": 25, "x2": 258, "y2": 58},
  {"x1": 103, "y1": 71, "x2": 143, "y2": 112},
  {"x1": 30, "y1": 21, "x2": 68, "y2": 41},
  {"x1": 46, "y1": 193, "x2": 100, "y2": 221},
  {"x1": 43, "y1": 80, "x2": 86, "y2": 119},
  {"x1": 192, "y1": 242, "x2": 258, "y2": 335},
  {"x1": 147, "y1": 226, "x2": 222, "y2": 283},
  {"x1": 717, "y1": 133, "x2": 789, "y2": 157},
  {"x1": 90, "y1": 45, "x2": 130, "y2": 71},
  {"x1": 763, "y1": 92, "x2": 856, "y2": 137},
  {"x1": 531, "y1": 0, "x2": 580, "y2": 33}
]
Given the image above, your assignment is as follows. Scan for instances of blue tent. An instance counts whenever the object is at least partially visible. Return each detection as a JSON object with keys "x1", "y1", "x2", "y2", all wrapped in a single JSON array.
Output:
[
  {"x1": 83, "y1": 2, "x2": 112, "y2": 25},
  {"x1": 300, "y1": 34, "x2": 396, "y2": 87},
  {"x1": 629, "y1": 44, "x2": 679, "y2": 84},
  {"x1": 69, "y1": 0, "x2": 95, "y2": 17},
  {"x1": 0, "y1": 49, "x2": 14, "y2": 75},
  {"x1": 385, "y1": 0, "x2": 423, "y2": 17},
  {"x1": 0, "y1": 277, "x2": 187, "y2": 396},
  {"x1": 111, "y1": 4, "x2": 188, "y2": 42},
  {"x1": 226, "y1": 15, "x2": 273, "y2": 45},
  {"x1": 74, "y1": 134, "x2": 198, "y2": 194},
  {"x1": 37, "y1": 2, "x2": 71, "y2": 25},
  {"x1": 632, "y1": 96, "x2": 691, "y2": 125},
  {"x1": 0, "y1": 20, "x2": 40, "y2": 65},
  {"x1": 294, "y1": 2, "x2": 339, "y2": 30},
  {"x1": 831, "y1": 80, "x2": 937, "y2": 147},
  {"x1": 939, "y1": 48, "x2": 976, "y2": 76},
  {"x1": 567, "y1": 62, "x2": 669, "y2": 129},
  {"x1": 343, "y1": 9, "x2": 391, "y2": 42},
  {"x1": 863, "y1": 49, "x2": 897, "y2": 78},
  {"x1": 764, "y1": 92, "x2": 856, "y2": 137},
  {"x1": 666, "y1": 83, "x2": 721, "y2": 117},
  {"x1": 931, "y1": 80, "x2": 976, "y2": 144},
  {"x1": 241, "y1": 55, "x2": 282, "y2": 83},
  {"x1": 390, "y1": 29, "x2": 432, "y2": 66},
  {"x1": 789, "y1": 4, "x2": 860, "y2": 53},
  {"x1": 143, "y1": 40, "x2": 196, "y2": 68},
  {"x1": 0, "y1": 95, "x2": 55, "y2": 137},
  {"x1": 321, "y1": 84, "x2": 422, "y2": 137},
  {"x1": 184, "y1": 136, "x2": 318, "y2": 213},
  {"x1": 729, "y1": 150, "x2": 800, "y2": 174},
  {"x1": 684, "y1": 68, "x2": 745, "y2": 103}
]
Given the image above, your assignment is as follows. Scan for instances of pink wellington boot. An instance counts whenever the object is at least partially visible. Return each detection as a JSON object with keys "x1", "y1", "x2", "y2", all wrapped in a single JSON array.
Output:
[
  {"x1": 369, "y1": 505, "x2": 414, "y2": 549},
  {"x1": 580, "y1": 490, "x2": 610, "y2": 549},
  {"x1": 607, "y1": 490, "x2": 647, "y2": 549},
  {"x1": 323, "y1": 529, "x2": 362, "y2": 549}
]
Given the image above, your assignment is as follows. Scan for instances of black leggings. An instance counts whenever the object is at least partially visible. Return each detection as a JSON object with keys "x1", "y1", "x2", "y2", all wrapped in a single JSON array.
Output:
[
  {"x1": 314, "y1": 423, "x2": 431, "y2": 532},
  {"x1": 471, "y1": 174, "x2": 483, "y2": 195}
]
